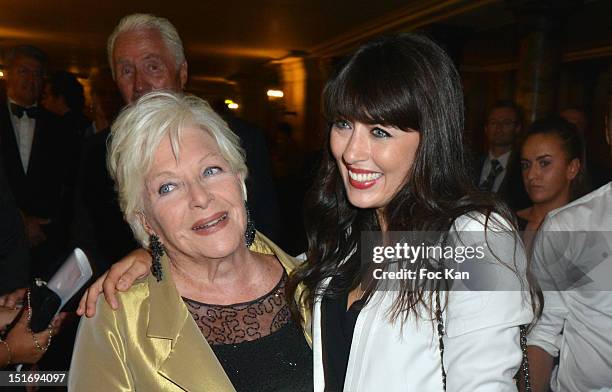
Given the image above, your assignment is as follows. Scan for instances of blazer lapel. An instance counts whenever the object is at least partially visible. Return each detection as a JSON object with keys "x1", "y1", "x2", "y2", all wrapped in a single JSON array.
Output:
[
  {"x1": 147, "y1": 255, "x2": 235, "y2": 392},
  {"x1": 157, "y1": 319, "x2": 236, "y2": 392},
  {"x1": 27, "y1": 115, "x2": 45, "y2": 176}
]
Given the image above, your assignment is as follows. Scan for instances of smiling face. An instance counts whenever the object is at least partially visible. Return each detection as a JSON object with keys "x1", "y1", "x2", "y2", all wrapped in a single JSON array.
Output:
[
  {"x1": 112, "y1": 28, "x2": 187, "y2": 104},
  {"x1": 330, "y1": 119, "x2": 420, "y2": 211},
  {"x1": 520, "y1": 133, "x2": 579, "y2": 206},
  {"x1": 141, "y1": 126, "x2": 246, "y2": 261}
]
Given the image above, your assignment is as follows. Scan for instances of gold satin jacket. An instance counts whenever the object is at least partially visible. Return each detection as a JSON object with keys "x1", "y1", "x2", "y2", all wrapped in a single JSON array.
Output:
[{"x1": 69, "y1": 232, "x2": 311, "y2": 392}]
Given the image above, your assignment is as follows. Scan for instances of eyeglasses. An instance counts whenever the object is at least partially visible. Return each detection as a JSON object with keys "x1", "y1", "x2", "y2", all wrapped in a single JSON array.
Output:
[{"x1": 487, "y1": 119, "x2": 517, "y2": 128}]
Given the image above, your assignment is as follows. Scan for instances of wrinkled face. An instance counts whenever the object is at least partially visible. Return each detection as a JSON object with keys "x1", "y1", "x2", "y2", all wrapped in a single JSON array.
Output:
[
  {"x1": 485, "y1": 107, "x2": 521, "y2": 149},
  {"x1": 520, "y1": 133, "x2": 578, "y2": 205},
  {"x1": 330, "y1": 119, "x2": 420, "y2": 211},
  {"x1": 6, "y1": 55, "x2": 43, "y2": 106},
  {"x1": 112, "y1": 29, "x2": 187, "y2": 104},
  {"x1": 142, "y1": 126, "x2": 246, "y2": 261}
]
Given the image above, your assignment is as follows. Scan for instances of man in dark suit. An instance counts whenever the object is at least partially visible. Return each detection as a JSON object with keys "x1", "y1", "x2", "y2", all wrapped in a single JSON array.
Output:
[
  {"x1": 473, "y1": 100, "x2": 529, "y2": 210},
  {"x1": 0, "y1": 45, "x2": 71, "y2": 278}
]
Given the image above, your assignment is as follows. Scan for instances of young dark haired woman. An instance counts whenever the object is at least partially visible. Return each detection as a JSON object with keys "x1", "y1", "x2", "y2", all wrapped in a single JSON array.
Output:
[
  {"x1": 517, "y1": 117, "x2": 586, "y2": 252},
  {"x1": 286, "y1": 33, "x2": 537, "y2": 391}
]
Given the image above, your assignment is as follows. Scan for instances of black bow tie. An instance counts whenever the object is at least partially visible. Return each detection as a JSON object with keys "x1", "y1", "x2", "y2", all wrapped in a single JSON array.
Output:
[{"x1": 10, "y1": 103, "x2": 39, "y2": 119}]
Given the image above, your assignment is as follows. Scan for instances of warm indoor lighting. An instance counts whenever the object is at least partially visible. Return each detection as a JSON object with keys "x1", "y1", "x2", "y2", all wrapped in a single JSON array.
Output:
[
  {"x1": 0, "y1": 70, "x2": 4, "y2": 78},
  {"x1": 228, "y1": 103, "x2": 239, "y2": 109},
  {"x1": 266, "y1": 89, "x2": 284, "y2": 98},
  {"x1": 224, "y1": 99, "x2": 234, "y2": 104}
]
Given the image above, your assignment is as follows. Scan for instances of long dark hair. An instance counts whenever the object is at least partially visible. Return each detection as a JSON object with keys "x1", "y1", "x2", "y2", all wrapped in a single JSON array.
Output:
[
  {"x1": 520, "y1": 116, "x2": 588, "y2": 201},
  {"x1": 287, "y1": 33, "x2": 531, "y2": 323}
]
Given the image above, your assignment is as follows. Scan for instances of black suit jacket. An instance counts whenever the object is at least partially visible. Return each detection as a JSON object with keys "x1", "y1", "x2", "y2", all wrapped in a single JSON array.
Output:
[
  {"x1": 0, "y1": 101, "x2": 70, "y2": 219},
  {"x1": 71, "y1": 128, "x2": 138, "y2": 273},
  {"x1": 0, "y1": 159, "x2": 30, "y2": 294},
  {"x1": 0, "y1": 100, "x2": 74, "y2": 276},
  {"x1": 472, "y1": 151, "x2": 530, "y2": 211},
  {"x1": 225, "y1": 116, "x2": 281, "y2": 243}
]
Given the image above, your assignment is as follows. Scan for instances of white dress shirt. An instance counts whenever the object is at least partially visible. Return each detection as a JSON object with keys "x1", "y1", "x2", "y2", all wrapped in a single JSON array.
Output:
[
  {"x1": 528, "y1": 182, "x2": 612, "y2": 392},
  {"x1": 313, "y1": 213, "x2": 534, "y2": 391},
  {"x1": 7, "y1": 99, "x2": 37, "y2": 173},
  {"x1": 480, "y1": 150, "x2": 511, "y2": 193}
]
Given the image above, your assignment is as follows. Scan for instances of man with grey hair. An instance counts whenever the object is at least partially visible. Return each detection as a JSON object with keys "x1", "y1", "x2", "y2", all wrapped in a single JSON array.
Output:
[{"x1": 104, "y1": 13, "x2": 280, "y2": 242}]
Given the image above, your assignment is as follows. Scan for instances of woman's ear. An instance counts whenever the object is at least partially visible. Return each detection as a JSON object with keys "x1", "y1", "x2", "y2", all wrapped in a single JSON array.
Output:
[
  {"x1": 138, "y1": 211, "x2": 154, "y2": 235},
  {"x1": 567, "y1": 158, "x2": 580, "y2": 180}
]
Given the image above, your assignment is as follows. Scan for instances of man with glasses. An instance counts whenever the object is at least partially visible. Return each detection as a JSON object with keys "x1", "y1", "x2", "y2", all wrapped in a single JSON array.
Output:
[{"x1": 474, "y1": 100, "x2": 529, "y2": 209}]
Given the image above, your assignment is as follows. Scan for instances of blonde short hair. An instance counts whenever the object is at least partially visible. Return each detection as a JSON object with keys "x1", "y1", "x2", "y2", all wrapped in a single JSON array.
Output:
[
  {"x1": 107, "y1": 13, "x2": 185, "y2": 79},
  {"x1": 108, "y1": 91, "x2": 247, "y2": 247}
]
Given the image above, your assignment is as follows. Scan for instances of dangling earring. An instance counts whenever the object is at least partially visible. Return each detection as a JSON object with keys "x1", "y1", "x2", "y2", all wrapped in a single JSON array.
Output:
[
  {"x1": 244, "y1": 201, "x2": 256, "y2": 247},
  {"x1": 149, "y1": 234, "x2": 164, "y2": 282}
]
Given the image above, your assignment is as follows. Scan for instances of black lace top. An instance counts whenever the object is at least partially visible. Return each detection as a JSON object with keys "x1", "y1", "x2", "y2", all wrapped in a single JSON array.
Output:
[{"x1": 183, "y1": 271, "x2": 312, "y2": 392}]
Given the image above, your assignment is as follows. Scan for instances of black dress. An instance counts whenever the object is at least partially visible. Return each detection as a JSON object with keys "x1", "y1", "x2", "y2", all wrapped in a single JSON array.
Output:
[
  {"x1": 320, "y1": 277, "x2": 365, "y2": 391},
  {"x1": 183, "y1": 271, "x2": 312, "y2": 392}
]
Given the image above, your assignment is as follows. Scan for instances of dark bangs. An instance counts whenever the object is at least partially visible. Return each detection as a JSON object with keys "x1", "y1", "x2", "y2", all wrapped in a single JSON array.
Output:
[{"x1": 322, "y1": 37, "x2": 422, "y2": 131}]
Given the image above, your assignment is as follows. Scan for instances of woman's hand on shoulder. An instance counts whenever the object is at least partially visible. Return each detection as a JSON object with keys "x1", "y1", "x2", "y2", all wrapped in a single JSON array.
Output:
[{"x1": 77, "y1": 248, "x2": 152, "y2": 318}]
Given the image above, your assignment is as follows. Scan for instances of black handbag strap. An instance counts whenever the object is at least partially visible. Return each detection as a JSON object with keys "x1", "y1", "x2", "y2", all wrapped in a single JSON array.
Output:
[{"x1": 435, "y1": 291, "x2": 532, "y2": 391}]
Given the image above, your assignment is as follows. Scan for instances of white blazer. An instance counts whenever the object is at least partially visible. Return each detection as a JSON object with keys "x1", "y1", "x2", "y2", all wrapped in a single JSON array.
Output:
[{"x1": 312, "y1": 213, "x2": 534, "y2": 391}]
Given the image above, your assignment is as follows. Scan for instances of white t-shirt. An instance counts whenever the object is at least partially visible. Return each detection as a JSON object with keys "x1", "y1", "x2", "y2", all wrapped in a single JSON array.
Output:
[{"x1": 528, "y1": 182, "x2": 612, "y2": 391}]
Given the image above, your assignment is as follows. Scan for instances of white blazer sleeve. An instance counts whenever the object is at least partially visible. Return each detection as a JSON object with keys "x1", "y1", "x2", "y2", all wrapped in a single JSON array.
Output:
[
  {"x1": 444, "y1": 292, "x2": 526, "y2": 391},
  {"x1": 444, "y1": 213, "x2": 533, "y2": 391}
]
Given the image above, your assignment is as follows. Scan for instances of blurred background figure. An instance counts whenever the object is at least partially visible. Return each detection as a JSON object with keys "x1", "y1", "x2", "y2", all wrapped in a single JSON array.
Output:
[
  {"x1": 42, "y1": 70, "x2": 91, "y2": 141},
  {"x1": 560, "y1": 106, "x2": 611, "y2": 189},
  {"x1": 71, "y1": 67, "x2": 135, "y2": 274},
  {"x1": 269, "y1": 121, "x2": 306, "y2": 255},
  {"x1": 516, "y1": 116, "x2": 587, "y2": 252},
  {"x1": 474, "y1": 100, "x2": 530, "y2": 210},
  {"x1": 0, "y1": 45, "x2": 73, "y2": 280},
  {"x1": 88, "y1": 67, "x2": 124, "y2": 137}
]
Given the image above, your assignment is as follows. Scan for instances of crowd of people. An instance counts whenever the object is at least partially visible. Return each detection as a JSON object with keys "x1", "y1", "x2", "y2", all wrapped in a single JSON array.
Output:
[{"x1": 0, "y1": 11, "x2": 610, "y2": 392}]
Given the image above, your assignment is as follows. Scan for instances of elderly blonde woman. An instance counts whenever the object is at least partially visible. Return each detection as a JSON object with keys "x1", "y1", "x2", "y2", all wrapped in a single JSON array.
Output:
[{"x1": 69, "y1": 92, "x2": 312, "y2": 392}]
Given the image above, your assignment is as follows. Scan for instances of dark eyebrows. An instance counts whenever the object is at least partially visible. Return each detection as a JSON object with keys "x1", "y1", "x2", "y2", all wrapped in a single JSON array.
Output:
[{"x1": 535, "y1": 154, "x2": 552, "y2": 160}]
